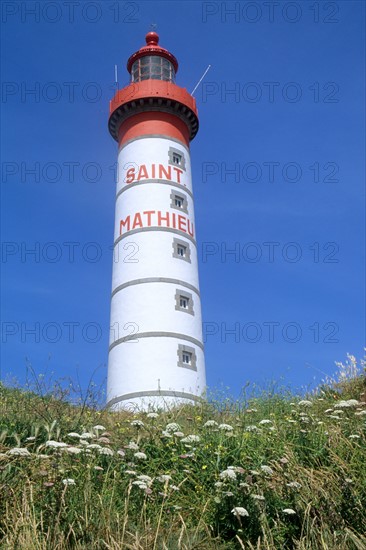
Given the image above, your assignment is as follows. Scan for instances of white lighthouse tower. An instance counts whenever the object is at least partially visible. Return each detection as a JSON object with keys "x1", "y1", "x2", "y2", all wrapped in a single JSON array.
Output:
[{"x1": 106, "y1": 32, "x2": 206, "y2": 411}]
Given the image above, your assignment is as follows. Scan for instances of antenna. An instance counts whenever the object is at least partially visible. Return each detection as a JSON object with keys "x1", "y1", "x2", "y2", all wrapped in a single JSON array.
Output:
[
  {"x1": 191, "y1": 64, "x2": 211, "y2": 96},
  {"x1": 114, "y1": 64, "x2": 118, "y2": 86}
]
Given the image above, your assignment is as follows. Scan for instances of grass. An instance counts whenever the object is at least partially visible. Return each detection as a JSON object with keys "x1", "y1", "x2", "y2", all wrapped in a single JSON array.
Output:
[{"x1": 0, "y1": 354, "x2": 365, "y2": 549}]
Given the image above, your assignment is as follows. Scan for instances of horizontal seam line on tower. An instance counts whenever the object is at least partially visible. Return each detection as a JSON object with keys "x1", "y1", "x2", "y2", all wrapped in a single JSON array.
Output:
[
  {"x1": 114, "y1": 227, "x2": 196, "y2": 247},
  {"x1": 111, "y1": 278, "x2": 200, "y2": 298},
  {"x1": 116, "y1": 179, "x2": 194, "y2": 200},
  {"x1": 106, "y1": 389, "x2": 203, "y2": 409},
  {"x1": 109, "y1": 331, "x2": 204, "y2": 352}
]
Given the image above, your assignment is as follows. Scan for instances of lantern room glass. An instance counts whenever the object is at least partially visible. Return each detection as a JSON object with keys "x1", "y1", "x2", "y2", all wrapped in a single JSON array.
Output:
[{"x1": 131, "y1": 56, "x2": 176, "y2": 83}]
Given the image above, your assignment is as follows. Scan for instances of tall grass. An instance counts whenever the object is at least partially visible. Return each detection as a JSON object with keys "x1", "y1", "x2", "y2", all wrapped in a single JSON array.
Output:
[{"x1": 0, "y1": 354, "x2": 365, "y2": 549}]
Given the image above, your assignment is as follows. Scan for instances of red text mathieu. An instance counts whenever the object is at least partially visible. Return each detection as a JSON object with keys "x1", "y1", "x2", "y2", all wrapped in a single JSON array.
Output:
[
  {"x1": 125, "y1": 164, "x2": 184, "y2": 185},
  {"x1": 120, "y1": 210, "x2": 194, "y2": 238}
]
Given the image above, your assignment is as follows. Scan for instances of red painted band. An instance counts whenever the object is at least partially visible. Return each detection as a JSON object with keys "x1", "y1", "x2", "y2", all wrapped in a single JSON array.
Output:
[{"x1": 118, "y1": 112, "x2": 190, "y2": 147}]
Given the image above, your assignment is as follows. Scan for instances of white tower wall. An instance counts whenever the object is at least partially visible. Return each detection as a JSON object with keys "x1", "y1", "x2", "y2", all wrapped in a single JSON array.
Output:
[{"x1": 107, "y1": 136, "x2": 206, "y2": 410}]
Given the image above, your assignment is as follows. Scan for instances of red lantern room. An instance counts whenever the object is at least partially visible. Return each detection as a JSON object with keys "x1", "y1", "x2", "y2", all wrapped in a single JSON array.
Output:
[{"x1": 108, "y1": 32, "x2": 199, "y2": 148}]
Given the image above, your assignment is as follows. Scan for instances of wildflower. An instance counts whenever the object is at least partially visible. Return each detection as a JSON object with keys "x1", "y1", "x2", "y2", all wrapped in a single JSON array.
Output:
[
  {"x1": 137, "y1": 474, "x2": 152, "y2": 483},
  {"x1": 231, "y1": 507, "x2": 249, "y2": 517},
  {"x1": 349, "y1": 434, "x2": 360, "y2": 439},
  {"x1": 98, "y1": 447, "x2": 114, "y2": 456},
  {"x1": 146, "y1": 412, "x2": 159, "y2": 419},
  {"x1": 131, "y1": 420, "x2": 145, "y2": 428},
  {"x1": 93, "y1": 425, "x2": 106, "y2": 431},
  {"x1": 355, "y1": 410, "x2": 366, "y2": 416},
  {"x1": 203, "y1": 420, "x2": 218, "y2": 428},
  {"x1": 283, "y1": 508, "x2": 296, "y2": 514},
  {"x1": 134, "y1": 452, "x2": 147, "y2": 460},
  {"x1": 239, "y1": 482, "x2": 250, "y2": 488},
  {"x1": 165, "y1": 423, "x2": 181, "y2": 433},
  {"x1": 334, "y1": 399, "x2": 359, "y2": 408},
  {"x1": 126, "y1": 441, "x2": 139, "y2": 450},
  {"x1": 161, "y1": 431, "x2": 173, "y2": 438},
  {"x1": 80, "y1": 432, "x2": 94, "y2": 439},
  {"x1": 117, "y1": 449, "x2": 126, "y2": 457},
  {"x1": 132, "y1": 480, "x2": 148, "y2": 490},
  {"x1": 181, "y1": 435, "x2": 200, "y2": 443},
  {"x1": 170, "y1": 485, "x2": 179, "y2": 491},
  {"x1": 214, "y1": 481, "x2": 224, "y2": 488},
  {"x1": 173, "y1": 431, "x2": 185, "y2": 438},
  {"x1": 45, "y1": 440, "x2": 67, "y2": 448},
  {"x1": 7, "y1": 447, "x2": 31, "y2": 457},
  {"x1": 298, "y1": 400, "x2": 313, "y2": 407},
  {"x1": 261, "y1": 465, "x2": 273, "y2": 475},
  {"x1": 26, "y1": 436, "x2": 36, "y2": 442},
  {"x1": 218, "y1": 423, "x2": 234, "y2": 431},
  {"x1": 286, "y1": 481, "x2": 302, "y2": 489},
  {"x1": 219, "y1": 469, "x2": 237, "y2": 480},
  {"x1": 259, "y1": 419, "x2": 272, "y2": 425},
  {"x1": 67, "y1": 432, "x2": 81, "y2": 438},
  {"x1": 62, "y1": 478, "x2": 75, "y2": 486},
  {"x1": 125, "y1": 470, "x2": 136, "y2": 475},
  {"x1": 249, "y1": 470, "x2": 260, "y2": 476},
  {"x1": 246, "y1": 425, "x2": 259, "y2": 432},
  {"x1": 324, "y1": 409, "x2": 333, "y2": 414},
  {"x1": 65, "y1": 447, "x2": 82, "y2": 454},
  {"x1": 223, "y1": 491, "x2": 234, "y2": 497},
  {"x1": 86, "y1": 444, "x2": 102, "y2": 450},
  {"x1": 251, "y1": 494, "x2": 265, "y2": 501},
  {"x1": 157, "y1": 475, "x2": 172, "y2": 483},
  {"x1": 345, "y1": 478, "x2": 353, "y2": 483},
  {"x1": 98, "y1": 437, "x2": 110, "y2": 444}
]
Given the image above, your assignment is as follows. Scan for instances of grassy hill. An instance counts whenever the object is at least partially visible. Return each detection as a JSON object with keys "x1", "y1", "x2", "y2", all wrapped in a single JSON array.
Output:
[{"x1": 0, "y1": 358, "x2": 365, "y2": 549}]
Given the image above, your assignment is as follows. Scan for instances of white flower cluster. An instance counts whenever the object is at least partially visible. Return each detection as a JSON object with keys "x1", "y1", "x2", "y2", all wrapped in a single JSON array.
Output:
[
  {"x1": 181, "y1": 435, "x2": 200, "y2": 444},
  {"x1": 7, "y1": 447, "x2": 31, "y2": 457},
  {"x1": 219, "y1": 467, "x2": 237, "y2": 481},
  {"x1": 231, "y1": 506, "x2": 249, "y2": 517},
  {"x1": 218, "y1": 424, "x2": 234, "y2": 432},
  {"x1": 131, "y1": 420, "x2": 145, "y2": 428},
  {"x1": 203, "y1": 420, "x2": 218, "y2": 428},
  {"x1": 334, "y1": 399, "x2": 359, "y2": 408},
  {"x1": 165, "y1": 423, "x2": 181, "y2": 433}
]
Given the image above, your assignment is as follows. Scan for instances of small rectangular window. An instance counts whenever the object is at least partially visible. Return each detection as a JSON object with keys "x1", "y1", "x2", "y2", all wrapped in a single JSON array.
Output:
[
  {"x1": 168, "y1": 147, "x2": 186, "y2": 171},
  {"x1": 170, "y1": 190, "x2": 188, "y2": 213},
  {"x1": 177, "y1": 344, "x2": 197, "y2": 371},
  {"x1": 180, "y1": 296, "x2": 188, "y2": 309},
  {"x1": 175, "y1": 195, "x2": 183, "y2": 208},
  {"x1": 172, "y1": 238, "x2": 191, "y2": 263},
  {"x1": 172, "y1": 153, "x2": 182, "y2": 165},
  {"x1": 177, "y1": 244, "x2": 186, "y2": 257},
  {"x1": 175, "y1": 290, "x2": 194, "y2": 315},
  {"x1": 182, "y1": 352, "x2": 192, "y2": 364}
]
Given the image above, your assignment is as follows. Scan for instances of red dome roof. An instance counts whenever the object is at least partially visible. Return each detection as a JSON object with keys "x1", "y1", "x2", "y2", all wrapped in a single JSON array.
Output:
[{"x1": 127, "y1": 32, "x2": 178, "y2": 73}]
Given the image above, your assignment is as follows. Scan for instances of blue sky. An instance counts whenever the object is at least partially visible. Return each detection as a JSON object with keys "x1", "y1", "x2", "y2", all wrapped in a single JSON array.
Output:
[{"x1": 1, "y1": 1, "x2": 365, "y2": 400}]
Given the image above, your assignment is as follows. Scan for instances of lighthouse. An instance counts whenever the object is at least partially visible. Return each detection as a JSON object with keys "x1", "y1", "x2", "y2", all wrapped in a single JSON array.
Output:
[{"x1": 106, "y1": 32, "x2": 206, "y2": 411}]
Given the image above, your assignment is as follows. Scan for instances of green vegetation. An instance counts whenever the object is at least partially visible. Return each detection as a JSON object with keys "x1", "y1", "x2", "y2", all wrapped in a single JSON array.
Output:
[{"x1": 1, "y1": 354, "x2": 365, "y2": 549}]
